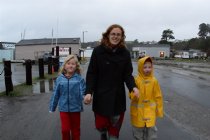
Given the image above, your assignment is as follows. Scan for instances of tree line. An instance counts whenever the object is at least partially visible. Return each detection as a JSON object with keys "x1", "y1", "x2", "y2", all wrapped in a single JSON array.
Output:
[
  {"x1": 159, "y1": 23, "x2": 210, "y2": 55},
  {"x1": 83, "y1": 23, "x2": 210, "y2": 56}
]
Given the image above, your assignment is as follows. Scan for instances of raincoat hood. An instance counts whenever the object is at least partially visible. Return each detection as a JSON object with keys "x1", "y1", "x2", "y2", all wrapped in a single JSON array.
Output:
[{"x1": 137, "y1": 56, "x2": 154, "y2": 80}]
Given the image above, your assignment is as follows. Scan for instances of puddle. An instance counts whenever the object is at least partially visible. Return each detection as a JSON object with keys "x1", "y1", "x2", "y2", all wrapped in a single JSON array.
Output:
[{"x1": 32, "y1": 79, "x2": 54, "y2": 94}]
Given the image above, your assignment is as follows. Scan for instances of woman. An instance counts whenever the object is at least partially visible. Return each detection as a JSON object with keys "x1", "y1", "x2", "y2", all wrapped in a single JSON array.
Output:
[{"x1": 84, "y1": 24, "x2": 139, "y2": 140}]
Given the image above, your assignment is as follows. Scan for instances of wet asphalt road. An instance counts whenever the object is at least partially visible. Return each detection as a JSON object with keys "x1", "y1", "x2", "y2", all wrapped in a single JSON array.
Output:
[
  {"x1": 0, "y1": 62, "x2": 209, "y2": 140},
  {"x1": 153, "y1": 65, "x2": 210, "y2": 108}
]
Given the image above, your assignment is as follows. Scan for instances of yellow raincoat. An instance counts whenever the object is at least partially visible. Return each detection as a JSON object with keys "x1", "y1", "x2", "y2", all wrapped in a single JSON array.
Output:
[{"x1": 130, "y1": 56, "x2": 163, "y2": 127}]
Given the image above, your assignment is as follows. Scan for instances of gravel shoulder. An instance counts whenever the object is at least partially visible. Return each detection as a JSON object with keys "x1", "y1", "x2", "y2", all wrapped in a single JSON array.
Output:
[{"x1": 154, "y1": 59, "x2": 210, "y2": 74}]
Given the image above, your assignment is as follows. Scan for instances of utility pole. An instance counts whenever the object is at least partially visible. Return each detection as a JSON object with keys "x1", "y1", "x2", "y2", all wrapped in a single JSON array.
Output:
[{"x1": 82, "y1": 31, "x2": 88, "y2": 43}]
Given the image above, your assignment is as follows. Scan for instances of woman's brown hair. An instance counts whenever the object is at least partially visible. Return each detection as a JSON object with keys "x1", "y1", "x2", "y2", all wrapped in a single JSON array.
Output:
[{"x1": 100, "y1": 24, "x2": 126, "y2": 48}]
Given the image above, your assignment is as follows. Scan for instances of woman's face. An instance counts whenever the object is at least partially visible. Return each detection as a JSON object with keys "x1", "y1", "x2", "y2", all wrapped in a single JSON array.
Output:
[{"x1": 108, "y1": 27, "x2": 122, "y2": 46}]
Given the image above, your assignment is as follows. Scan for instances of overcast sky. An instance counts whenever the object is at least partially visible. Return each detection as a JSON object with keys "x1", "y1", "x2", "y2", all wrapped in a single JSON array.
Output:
[{"x1": 1, "y1": 0, "x2": 210, "y2": 43}]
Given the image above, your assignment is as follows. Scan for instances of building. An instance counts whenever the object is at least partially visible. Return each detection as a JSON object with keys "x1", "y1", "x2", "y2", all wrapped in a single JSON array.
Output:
[
  {"x1": 0, "y1": 42, "x2": 16, "y2": 62},
  {"x1": 15, "y1": 38, "x2": 81, "y2": 61},
  {"x1": 132, "y1": 44, "x2": 170, "y2": 58},
  {"x1": 83, "y1": 47, "x2": 93, "y2": 58}
]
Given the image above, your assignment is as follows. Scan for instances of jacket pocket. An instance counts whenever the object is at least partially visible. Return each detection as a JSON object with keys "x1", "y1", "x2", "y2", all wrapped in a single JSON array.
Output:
[{"x1": 130, "y1": 104, "x2": 138, "y2": 117}]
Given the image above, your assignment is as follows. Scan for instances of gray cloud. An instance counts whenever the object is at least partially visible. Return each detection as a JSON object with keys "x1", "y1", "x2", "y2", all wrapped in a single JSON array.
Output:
[{"x1": 1, "y1": 0, "x2": 210, "y2": 42}]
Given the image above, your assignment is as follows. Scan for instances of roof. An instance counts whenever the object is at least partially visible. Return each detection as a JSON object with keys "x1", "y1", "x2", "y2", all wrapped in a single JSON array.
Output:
[
  {"x1": 0, "y1": 41, "x2": 16, "y2": 44},
  {"x1": 16, "y1": 38, "x2": 80, "y2": 46}
]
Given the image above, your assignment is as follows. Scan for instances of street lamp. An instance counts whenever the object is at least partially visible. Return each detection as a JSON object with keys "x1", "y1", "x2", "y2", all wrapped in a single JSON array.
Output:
[{"x1": 82, "y1": 31, "x2": 88, "y2": 43}]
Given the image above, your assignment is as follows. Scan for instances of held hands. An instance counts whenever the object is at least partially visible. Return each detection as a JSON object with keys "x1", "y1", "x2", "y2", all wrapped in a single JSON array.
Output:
[
  {"x1": 84, "y1": 94, "x2": 92, "y2": 105},
  {"x1": 132, "y1": 87, "x2": 140, "y2": 100}
]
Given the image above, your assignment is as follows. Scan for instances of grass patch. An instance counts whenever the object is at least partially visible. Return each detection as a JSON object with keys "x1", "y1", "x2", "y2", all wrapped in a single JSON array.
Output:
[
  {"x1": 172, "y1": 58, "x2": 209, "y2": 63},
  {"x1": 0, "y1": 83, "x2": 33, "y2": 97}
]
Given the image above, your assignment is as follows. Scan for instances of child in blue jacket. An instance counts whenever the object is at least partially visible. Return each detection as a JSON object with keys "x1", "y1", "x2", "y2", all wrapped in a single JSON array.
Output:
[{"x1": 49, "y1": 54, "x2": 86, "y2": 140}]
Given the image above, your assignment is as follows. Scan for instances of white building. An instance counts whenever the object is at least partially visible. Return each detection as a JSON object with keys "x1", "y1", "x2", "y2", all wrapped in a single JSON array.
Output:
[
  {"x1": 83, "y1": 47, "x2": 93, "y2": 58},
  {"x1": 132, "y1": 44, "x2": 170, "y2": 58}
]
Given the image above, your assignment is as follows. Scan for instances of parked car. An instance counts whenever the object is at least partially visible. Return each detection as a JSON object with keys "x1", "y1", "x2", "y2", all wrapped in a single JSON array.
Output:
[{"x1": 43, "y1": 52, "x2": 52, "y2": 63}]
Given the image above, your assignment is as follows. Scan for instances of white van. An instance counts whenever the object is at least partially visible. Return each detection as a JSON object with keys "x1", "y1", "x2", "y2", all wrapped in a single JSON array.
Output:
[{"x1": 181, "y1": 51, "x2": 189, "y2": 59}]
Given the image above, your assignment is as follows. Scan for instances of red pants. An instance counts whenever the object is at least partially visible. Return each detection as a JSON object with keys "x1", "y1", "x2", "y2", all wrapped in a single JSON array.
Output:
[
  {"x1": 60, "y1": 112, "x2": 80, "y2": 140},
  {"x1": 95, "y1": 112, "x2": 124, "y2": 137}
]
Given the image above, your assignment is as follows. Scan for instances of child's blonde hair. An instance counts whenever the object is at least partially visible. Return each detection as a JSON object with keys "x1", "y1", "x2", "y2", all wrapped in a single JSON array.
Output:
[{"x1": 59, "y1": 54, "x2": 81, "y2": 75}]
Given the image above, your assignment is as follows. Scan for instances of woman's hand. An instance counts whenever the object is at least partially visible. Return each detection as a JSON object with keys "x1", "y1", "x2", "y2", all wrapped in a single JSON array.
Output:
[
  {"x1": 84, "y1": 94, "x2": 92, "y2": 105},
  {"x1": 133, "y1": 87, "x2": 140, "y2": 99}
]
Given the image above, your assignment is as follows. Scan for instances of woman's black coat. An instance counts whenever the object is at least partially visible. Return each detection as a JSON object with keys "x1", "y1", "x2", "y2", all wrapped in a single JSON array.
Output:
[{"x1": 86, "y1": 45, "x2": 136, "y2": 116}]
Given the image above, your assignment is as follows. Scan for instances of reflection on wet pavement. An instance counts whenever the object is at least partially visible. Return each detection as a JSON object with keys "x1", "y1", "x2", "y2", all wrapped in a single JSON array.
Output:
[{"x1": 32, "y1": 79, "x2": 54, "y2": 94}]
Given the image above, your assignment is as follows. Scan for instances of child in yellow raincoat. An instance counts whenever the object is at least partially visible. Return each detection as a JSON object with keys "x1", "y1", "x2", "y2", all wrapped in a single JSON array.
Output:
[{"x1": 130, "y1": 56, "x2": 163, "y2": 140}]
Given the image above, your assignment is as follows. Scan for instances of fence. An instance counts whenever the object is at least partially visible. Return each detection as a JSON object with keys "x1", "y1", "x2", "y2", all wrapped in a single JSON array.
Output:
[{"x1": 0, "y1": 58, "x2": 59, "y2": 95}]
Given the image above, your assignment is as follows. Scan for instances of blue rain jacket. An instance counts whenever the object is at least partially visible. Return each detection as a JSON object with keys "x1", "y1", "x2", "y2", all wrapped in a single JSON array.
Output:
[{"x1": 49, "y1": 73, "x2": 86, "y2": 112}]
